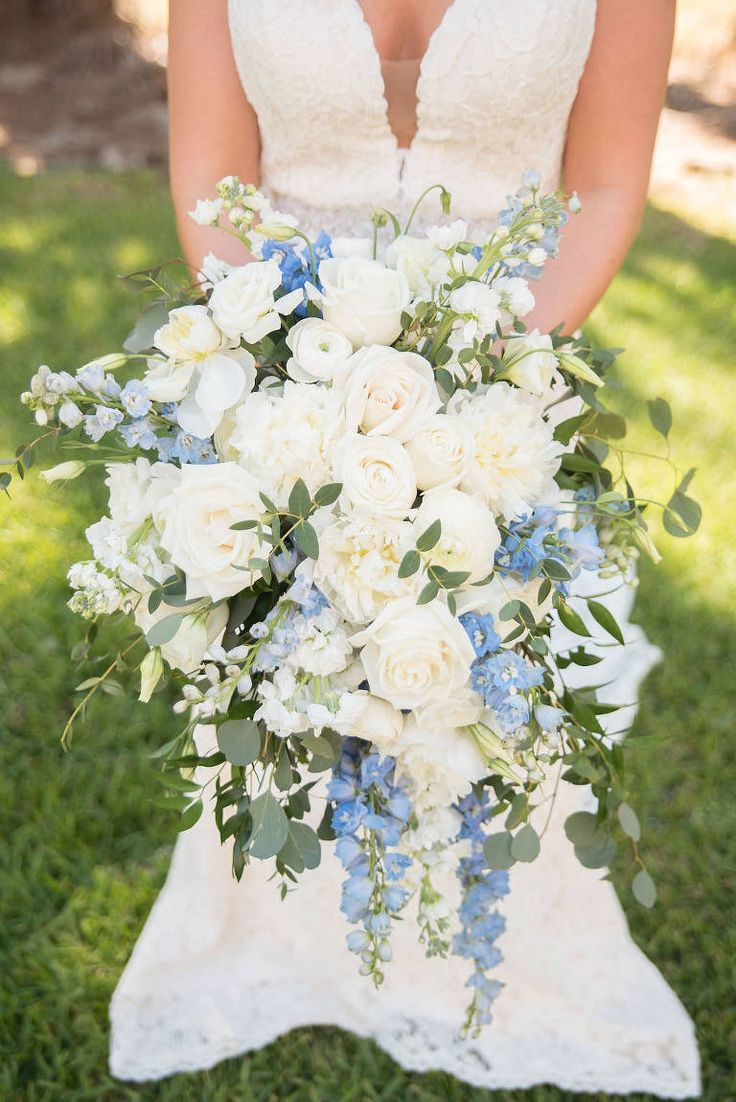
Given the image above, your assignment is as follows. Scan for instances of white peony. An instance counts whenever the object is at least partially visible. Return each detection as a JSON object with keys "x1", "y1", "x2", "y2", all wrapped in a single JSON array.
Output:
[
  {"x1": 285, "y1": 317, "x2": 354, "y2": 383},
  {"x1": 405, "y1": 413, "x2": 474, "y2": 490},
  {"x1": 393, "y1": 716, "x2": 487, "y2": 811},
  {"x1": 334, "y1": 344, "x2": 440, "y2": 442},
  {"x1": 230, "y1": 381, "x2": 346, "y2": 508},
  {"x1": 159, "y1": 462, "x2": 270, "y2": 601},
  {"x1": 448, "y1": 280, "x2": 502, "y2": 343},
  {"x1": 312, "y1": 516, "x2": 417, "y2": 625},
  {"x1": 502, "y1": 329, "x2": 559, "y2": 395},
  {"x1": 135, "y1": 601, "x2": 228, "y2": 674},
  {"x1": 412, "y1": 487, "x2": 500, "y2": 584},
  {"x1": 351, "y1": 596, "x2": 474, "y2": 712},
  {"x1": 318, "y1": 255, "x2": 411, "y2": 348},
  {"x1": 335, "y1": 433, "x2": 417, "y2": 520},
  {"x1": 383, "y1": 234, "x2": 450, "y2": 299},
  {"x1": 209, "y1": 259, "x2": 283, "y2": 342},
  {"x1": 450, "y1": 382, "x2": 563, "y2": 520}
]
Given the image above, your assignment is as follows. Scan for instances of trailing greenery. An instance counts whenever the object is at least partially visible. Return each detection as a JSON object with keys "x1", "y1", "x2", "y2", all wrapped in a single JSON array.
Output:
[{"x1": 1, "y1": 169, "x2": 733, "y2": 1100}]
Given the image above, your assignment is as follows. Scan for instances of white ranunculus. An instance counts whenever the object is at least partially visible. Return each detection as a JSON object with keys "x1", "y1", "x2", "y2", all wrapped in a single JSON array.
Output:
[
  {"x1": 159, "y1": 462, "x2": 269, "y2": 601},
  {"x1": 448, "y1": 280, "x2": 502, "y2": 343},
  {"x1": 450, "y1": 382, "x2": 563, "y2": 520},
  {"x1": 405, "y1": 413, "x2": 474, "y2": 490},
  {"x1": 344, "y1": 692, "x2": 404, "y2": 751},
  {"x1": 495, "y1": 275, "x2": 536, "y2": 325},
  {"x1": 313, "y1": 516, "x2": 417, "y2": 625},
  {"x1": 383, "y1": 234, "x2": 450, "y2": 299},
  {"x1": 334, "y1": 344, "x2": 440, "y2": 442},
  {"x1": 351, "y1": 596, "x2": 474, "y2": 712},
  {"x1": 393, "y1": 716, "x2": 487, "y2": 811},
  {"x1": 231, "y1": 380, "x2": 345, "y2": 509},
  {"x1": 426, "y1": 220, "x2": 468, "y2": 252},
  {"x1": 335, "y1": 433, "x2": 417, "y2": 520},
  {"x1": 175, "y1": 348, "x2": 256, "y2": 438},
  {"x1": 503, "y1": 330, "x2": 559, "y2": 395},
  {"x1": 209, "y1": 259, "x2": 283, "y2": 342},
  {"x1": 154, "y1": 305, "x2": 230, "y2": 362},
  {"x1": 135, "y1": 601, "x2": 228, "y2": 674},
  {"x1": 285, "y1": 317, "x2": 354, "y2": 384},
  {"x1": 412, "y1": 487, "x2": 500, "y2": 584},
  {"x1": 318, "y1": 255, "x2": 410, "y2": 348}
]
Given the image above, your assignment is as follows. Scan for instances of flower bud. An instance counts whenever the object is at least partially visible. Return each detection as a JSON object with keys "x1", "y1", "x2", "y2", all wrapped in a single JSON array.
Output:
[{"x1": 40, "y1": 460, "x2": 86, "y2": 484}]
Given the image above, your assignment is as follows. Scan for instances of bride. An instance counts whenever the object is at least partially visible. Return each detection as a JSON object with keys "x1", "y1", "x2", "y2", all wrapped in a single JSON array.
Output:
[{"x1": 109, "y1": 0, "x2": 700, "y2": 1095}]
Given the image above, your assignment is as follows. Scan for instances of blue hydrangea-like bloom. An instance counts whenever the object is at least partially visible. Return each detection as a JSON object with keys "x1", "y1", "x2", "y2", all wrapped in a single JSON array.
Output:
[
  {"x1": 119, "y1": 417, "x2": 158, "y2": 451},
  {"x1": 329, "y1": 739, "x2": 412, "y2": 984},
  {"x1": 470, "y1": 651, "x2": 544, "y2": 733},
  {"x1": 120, "y1": 379, "x2": 152, "y2": 418},
  {"x1": 83, "y1": 404, "x2": 124, "y2": 442},
  {"x1": 452, "y1": 788, "x2": 509, "y2": 1035},
  {"x1": 460, "y1": 612, "x2": 501, "y2": 658}
]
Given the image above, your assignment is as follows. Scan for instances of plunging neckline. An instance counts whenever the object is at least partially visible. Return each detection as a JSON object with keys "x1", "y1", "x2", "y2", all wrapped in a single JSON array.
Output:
[{"x1": 349, "y1": 0, "x2": 463, "y2": 157}]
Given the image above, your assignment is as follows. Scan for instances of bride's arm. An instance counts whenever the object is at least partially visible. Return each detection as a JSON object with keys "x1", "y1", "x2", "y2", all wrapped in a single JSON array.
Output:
[
  {"x1": 526, "y1": 0, "x2": 676, "y2": 335},
  {"x1": 168, "y1": 0, "x2": 261, "y2": 272}
]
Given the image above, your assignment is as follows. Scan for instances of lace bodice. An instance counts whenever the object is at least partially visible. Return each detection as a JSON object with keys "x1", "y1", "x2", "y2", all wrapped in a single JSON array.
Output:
[{"x1": 227, "y1": 0, "x2": 597, "y2": 234}]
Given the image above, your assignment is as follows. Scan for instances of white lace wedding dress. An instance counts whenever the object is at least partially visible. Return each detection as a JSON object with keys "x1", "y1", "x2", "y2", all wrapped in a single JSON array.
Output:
[{"x1": 109, "y1": 1, "x2": 701, "y2": 1094}]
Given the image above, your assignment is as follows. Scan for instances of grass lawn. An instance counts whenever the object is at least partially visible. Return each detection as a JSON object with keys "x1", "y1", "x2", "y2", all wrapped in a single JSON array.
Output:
[{"x1": 0, "y1": 169, "x2": 734, "y2": 1101}]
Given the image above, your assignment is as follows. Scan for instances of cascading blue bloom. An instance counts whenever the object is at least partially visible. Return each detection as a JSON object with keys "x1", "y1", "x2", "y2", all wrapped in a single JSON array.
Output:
[
  {"x1": 452, "y1": 787, "x2": 510, "y2": 1035},
  {"x1": 329, "y1": 738, "x2": 412, "y2": 983}
]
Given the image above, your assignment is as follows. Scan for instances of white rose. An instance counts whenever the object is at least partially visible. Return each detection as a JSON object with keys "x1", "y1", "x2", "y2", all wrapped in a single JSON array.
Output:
[
  {"x1": 383, "y1": 234, "x2": 450, "y2": 299},
  {"x1": 318, "y1": 255, "x2": 410, "y2": 348},
  {"x1": 335, "y1": 433, "x2": 417, "y2": 519},
  {"x1": 503, "y1": 330, "x2": 559, "y2": 395},
  {"x1": 393, "y1": 716, "x2": 487, "y2": 811},
  {"x1": 312, "y1": 516, "x2": 418, "y2": 625},
  {"x1": 343, "y1": 692, "x2": 404, "y2": 751},
  {"x1": 231, "y1": 381, "x2": 346, "y2": 509},
  {"x1": 154, "y1": 305, "x2": 229, "y2": 362},
  {"x1": 159, "y1": 462, "x2": 270, "y2": 601},
  {"x1": 413, "y1": 487, "x2": 500, "y2": 584},
  {"x1": 448, "y1": 281, "x2": 502, "y2": 343},
  {"x1": 405, "y1": 413, "x2": 474, "y2": 490},
  {"x1": 335, "y1": 344, "x2": 440, "y2": 442},
  {"x1": 450, "y1": 382, "x2": 563, "y2": 520},
  {"x1": 209, "y1": 259, "x2": 282, "y2": 342},
  {"x1": 135, "y1": 602, "x2": 228, "y2": 674},
  {"x1": 351, "y1": 596, "x2": 474, "y2": 712},
  {"x1": 285, "y1": 317, "x2": 354, "y2": 383},
  {"x1": 495, "y1": 275, "x2": 536, "y2": 325}
]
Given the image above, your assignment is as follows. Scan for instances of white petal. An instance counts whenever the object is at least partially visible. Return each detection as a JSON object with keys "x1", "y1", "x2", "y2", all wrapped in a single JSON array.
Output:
[
  {"x1": 176, "y1": 395, "x2": 221, "y2": 438},
  {"x1": 195, "y1": 352, "x2": 246, "y2": 413},
  {"x1": 275, "y1": 287, "x2": 305, "y2": 315}
]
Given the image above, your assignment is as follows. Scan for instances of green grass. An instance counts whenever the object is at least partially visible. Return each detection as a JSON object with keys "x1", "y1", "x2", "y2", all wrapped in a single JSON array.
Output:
[{"x1": 1, "y1": 169, "x2": 734, "y2": 1101}]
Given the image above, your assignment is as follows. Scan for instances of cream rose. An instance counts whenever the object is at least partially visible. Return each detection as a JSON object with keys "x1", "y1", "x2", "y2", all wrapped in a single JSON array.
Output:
[
  {"x1": 159, "y1": 462, "x2": 269, "y2": 601},
  {"x1": 209, "y1": 259, "x2": 282, "y2": 343},
  {"x1": 318, "y1": 255, "x2": 410, "y2": 348},
  {"x1": 502, "y1": 330, "x2": 559, "y2": 395},
  {"x1": 335, "y1": 433, "x2": 417, "y2": 519},
  {"x1": 334, "y1": 344, "x2": 440, "y2": 442},
  {"x1": 405, "y1": 413, "x2": 474, "y2": 490},
  {"x1": 412, "y1": 487, "x2": 500, "y2": 584},
  {"x1": 343, "y1": 692, "x2": 405, "y2": 752},
  {"x1": 394, "y1": 717, "x2": 487, "y2": 811},
  {"x1": 351, "y1": 596, "x2": 475, "y2": 712},
  {"x1": 285, "y1": 317, "x2": 354, "y2": 383}
]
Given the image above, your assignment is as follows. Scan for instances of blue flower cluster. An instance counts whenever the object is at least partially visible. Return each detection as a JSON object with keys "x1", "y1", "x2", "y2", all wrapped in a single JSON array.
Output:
[
  {"x1": 262, "y1": 231, "x2": 332, "y2": 314},
  {"x1": 452, "y1": 787, "x2": 510, "y2": 1035},
  {"x1": 495, "y1": 504, "x2": 603, "y2": 591},
  {"x1": 496, "y1": 174, "x2": 567, "y2": 280},
  {"x1": 251, "y1": 580, "x2": 330, "y2": 671},
  {"x1": 470, "y1": 650, "x2": 544, "y2": 733},
  {"x1": 328, "y1": 739, "x2": 413, "y2": 984}
]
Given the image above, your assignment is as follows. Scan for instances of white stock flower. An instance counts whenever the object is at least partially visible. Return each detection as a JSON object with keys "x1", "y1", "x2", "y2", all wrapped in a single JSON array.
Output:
[
  {"x1": 403, "y1": 805, "x2": 463, "y2": 850},
  {"x1": 312, "y1": 516, "x2": 417, "y2": 625},
  {"x1": 335, "y1": 344, "x2": 440, "y2": 442},
  {"x1": 159, "y1": 462, "x2": 270, "y2": 601},
  {"x1": 318, "y1": 255, "x2": 410, "y2": 348},
  {"x1": 426, "y1": 220, "x2": 468, "y2": 251},
  {"x1": 85, "y1": 517, "x2": 128, "y2": 571},
  {"x1": 209, "y1": 259, "x2": 283, "y2": 342},
  {"x1": 231, "y1": 381, "x2": 345, "y2": 508},
  {"x1": 135, "y1": 602, "x2": 229, "y2": 674},
  {"x1": 285, "y1": 317, "x2": 354, "y2": 383},
  {"x1": 495, "y1": 275, "x2": 536, "y2": 325},
  {"x1": 351, "y1": 596, "x2": 474, "y2": 712},
  {"x1": 188, "y1": 198, "x2": 223, "y2": 226},
  {"x1": 393, "y1": 717, "x2": 487, "y2": 811},
  {"x1": 503, "y1": 330, "x2": 559, "y2": 395},
  {"x1": 199, "y1": 252, "x2": 236, "y2": 287},
  {"x1": 450, "y1": 382, "x2": 563, "y2": 520},
  {"x1": 335, "y1": 433, "x2": 417, "y2": 519},
  {"x1": 413, "y1": 487, "x2": 500, "y2": 584},
  {"x1": 448, "y1": 280, "x2": 502, "y2": 343},
  {"x1": 405, "y1": 413, "x2": 474, "y2": 490},
  {"x1": 286, "y1": 607, "x2": 353, "y2": 677},
  {"x1": 383, "y1": 234, "x2": 450, "y2": 299}
]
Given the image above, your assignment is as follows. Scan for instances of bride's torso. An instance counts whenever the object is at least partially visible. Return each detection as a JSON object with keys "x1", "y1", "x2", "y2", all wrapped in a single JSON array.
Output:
[{"x1": 227, "y1": 0, "x2": 597, "y2": 233}]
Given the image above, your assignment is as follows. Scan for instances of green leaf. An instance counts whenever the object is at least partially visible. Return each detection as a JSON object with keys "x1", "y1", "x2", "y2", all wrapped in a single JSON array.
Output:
[
  {"x1": 123, "y1": 300, "x2": 171, "y2": 354},
  {"x1": 398, "y1": 549, "x2": 421, "y2": 578},
  {"x1": 217, "y1": 719, "x2": 261, "y2": 766},
  {"x1": 498, "y1": 600, "x2": 520, "y2": 621},
  {"x1": 647, "y1": 397, "x2": 672, "y2": 438},
  {"x1": 313, "y1": 481, "x2": 342, "y2": 507},
  {"x1": 564, "y1": 811, "x2": 600, "y2": 845},
  {"x1": 177, "y1": 800, "x2": 203, "y2": 832},
  {"x1": 248, "y1": 791, "x2": 289, "y2": 859},
  {"x1": 416, "y1": 519, "x2": 442, "y2": 552},
  {"x1": 279, "y1": 820, "x2": 321, "y2": 874},
  {"x1": 632, "y1": 868, "x2": 657, "y2": 908},
  {"x1": 273, "y1": 746, "x2": 293, "y2": 792},
  {"x1": 288, "y1": 477, "x2": 311, "y2": 519},
  {"x1": 301, "y1": 733, "x2": 336, "y2": 762},
  {"x1": 586, "y1": 598, "x2": 624, "y2": 644},
  {"x1": 554, "y1": 413, "x2": 590, "y2": 445},
  {"x1": 417, "y1": 579, "x2": 439, "y2": 605},
  {"x1": 556, "y1": 601, "x2": 591, "y2": 637},
  {"x1": 505, "y1": 793, "x2": 529, "y2": 831},
  {"x1": 510, "y1": 823, "x2": 541, "y2": 863},
  {"x1": 230, "y1": 519, "x2": 259, "y2": 531},
  {"x1": 293, "y1": 520, "x2": 319, "y2": 560},
  {"x1": 560, "y1": 452, "x2": 602, "y2": 474},
  {"x1": 145, "y1": 613, "x2": 184, "y2": 648},
  {"x1": 617, "y1": 802, "x2": 641, "y2": 842},
  {"x1": 664, "y1": 491, "x2": 701, "y2": 537},
  {"x1": 484, "y1": 832, "x2": 516, "y2": 870}
]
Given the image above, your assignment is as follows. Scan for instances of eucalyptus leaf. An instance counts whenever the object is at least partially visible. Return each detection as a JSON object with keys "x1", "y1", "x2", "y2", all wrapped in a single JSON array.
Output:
[
  {"x1": 416, "y1": 519, "x2": 442, "y2": 552},
  {"x1": 145, "y1": 613, "x2": 184, "y2": 648},
  {"x1": 617, "y1": 802, "x2": 641, "y2": 842},
  {"x1": 217, "y1": 719, "x2": 261, "y2": 766},
  {"x1": 248, "y1": 791, "x2": 289, "y2": 859},
  {"x1": 177, "y1": 800, "x2": 203, "y2": 832},
  {"x1": 632, "y1": 868, "x2": 657, "y2": 908},
  {"x1": 398, "y1": 549, "x2": 421, "y2": 578},
  {"x1": 294, "y1": 520, "x2": 319, "y2": 560},
  {"x1": 556, "y1": 601, "x2": 591, "y2": 637},
  {"x1": 484, "y1": 831, "x2": 516, "y2": 870},
  {"x1": 510, "y1": 823, "x2": 541, "y2": 863},
  {"x1": 647, "y1": 397, "x2": 672, "y2": 438},
  {"x1": 280, "y1": 820, "x2": 321, "y2": 874}
]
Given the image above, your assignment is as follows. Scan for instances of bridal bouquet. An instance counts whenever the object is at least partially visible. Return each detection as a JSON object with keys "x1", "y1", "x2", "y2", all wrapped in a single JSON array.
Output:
[{"x1": 7, "y1": 174, "x2": 699, "y2": 1034}]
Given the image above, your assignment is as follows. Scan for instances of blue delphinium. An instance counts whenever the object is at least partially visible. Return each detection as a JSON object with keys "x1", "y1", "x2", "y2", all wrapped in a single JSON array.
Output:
[
  {"x1": 452, "y1": 787, "x2": 509, "y2": 1036},
  {"x1": 119, "y1": 417, "x2": 158, "y2": 451},
  {"x1": 470, "y1": 651, "x2": 544, "y2": 734},
  {"x1": 329, "y1": 739, "x2": 412, "y2": 985},
  {"x1": 120, "y1": 379, "x2": 152, "y2": 418},
  {"x1": 262, "y1": 231, "x2": 332, "y2": 315},
  {"x1": 83, "y1": 404, "x2": 124, "y2": 442},
  {"x1": 157, "y1": 429, "x2": 217, "y2": 465},
  {"x1": 459, "y1": 611, "x2": 501, "y2": 659}
]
